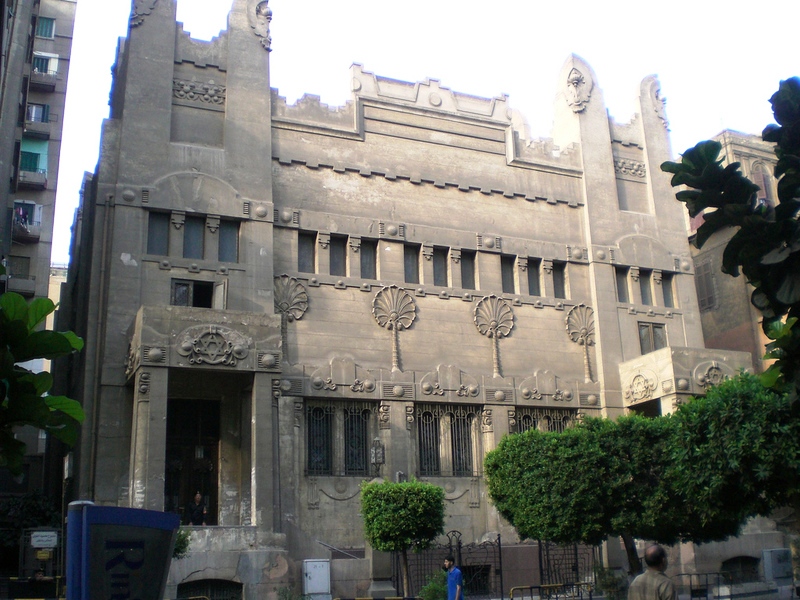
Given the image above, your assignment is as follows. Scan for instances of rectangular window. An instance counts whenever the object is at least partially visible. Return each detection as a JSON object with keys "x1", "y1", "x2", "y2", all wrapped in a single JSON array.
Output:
[
  {"x1": 404, "y1": 244, "x2": 420, "y2": 284},
  {"x1": 183, "y1": 215, "x2": 204, "y2": 259},
  {"x1": 25, "y1": 103, "x2": 49, "y2": 123},
  {"x1": 515, "y1": 407, "x2": 575, "y2": 434},
  {"x1": 306, "y1": 400, "x2": 376, "y2": 477},
  {"x1": 661, "y1": 273, "x2": 674, "y2": 308},
  {"x1": 32, "y1": 56, "x2": 50, "y2": 74},
  {"x1": 35, "y1": 17, "x2": 55, "y2": 38},
  {"x1": 615, "y1": 267, "x2": 629, "y2": 303},
  {"x1": 433, "y1": 246, "x2": 448, "y2": 286},
  {"x1": 416, "y1": 404, "x2": 479, "y2": 477},
  {"x1": 638, "y1": 322, "x2": 667, "y2": 355},
  {"x1": 501, "y1": 255, "x2": 516, "y2": 294},
  {"x1": 696, "y1": 261, "x2": 715, "y2": 311},
  {"x1": 19, "y1": 151, "x2": 40, "y2": 172},
  {"x1": 218, "y1": 220, "x2": 239, "y2": 263},
  {"x1": 527, "y1": 258, "x2": 541, "y2": 296},
  {"x1": 298, "y1": 231, "x2": 316, "y2": 273},
  {"x1": 639, "y1": 269, "x2": 653, "y2": 306},
  {"x1": 171, "y1": 279, "x2": 214, "y2": 308},
  {"x1": 329, "y1": 234, "x2": 347, "y2": 277},
  {"x1": 461, "y1": 251, "x2": 476, "y2": 290},
  {"x1": 552, "y1": 261, "x2": 567, "y2": 299},
  {"x1": 8, "y1": 255, "x2": 31, "y2": 279},
  {"x1": 360, "y1": 238, "x2": 377, "y2": 279},
  {"x1": 147, "y1": 212, "x2": 170, "y2": 255}
]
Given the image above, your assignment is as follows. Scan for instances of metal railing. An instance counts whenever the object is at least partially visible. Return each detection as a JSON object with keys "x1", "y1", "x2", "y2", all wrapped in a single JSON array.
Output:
[{"x1": 509, "y1": 582, "x2": 593, "y2": 600}]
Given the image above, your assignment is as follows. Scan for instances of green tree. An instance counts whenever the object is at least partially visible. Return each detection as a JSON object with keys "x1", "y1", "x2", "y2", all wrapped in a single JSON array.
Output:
[
  {"x1": 0, "y1": 290, "x2": 84, "y2": 474},
  {"x1": 361, "y1": 480, "x2": 445, "y2": 597},
  {"x1": 660, "y1": 77, "x2": 800, "y2": 399}
]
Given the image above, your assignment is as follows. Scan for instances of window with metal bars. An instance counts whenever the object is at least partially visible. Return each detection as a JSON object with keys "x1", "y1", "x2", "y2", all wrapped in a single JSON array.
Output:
[
  {"x1": 305, "y1": 400, "x2": 377, "y2": 476},
  {"x1": 416, "y1": 403, "x2": 479, "y2": 477},
  {"x1": 515, "y1": 407, "x2": 576, "y2": 434}
]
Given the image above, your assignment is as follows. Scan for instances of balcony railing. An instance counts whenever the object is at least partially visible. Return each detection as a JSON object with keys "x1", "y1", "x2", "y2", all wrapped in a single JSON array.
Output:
[
  {"x1": 18, "y1": 168, "x2": 47, "y2": 190},
  {"x1": 29, "y1": 69, "x2": 57, "y2": 92},
  {"x1": 23, "y1": 119, "x2": 50, "y2": 139}
]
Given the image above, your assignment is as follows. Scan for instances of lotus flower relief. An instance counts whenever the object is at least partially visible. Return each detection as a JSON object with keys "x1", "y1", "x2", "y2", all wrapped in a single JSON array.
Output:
[
  {"x1": 373, "y1": 286, "x2": 416, "y2": 372},
  {"x1": 474, "y1": 295, "x2": 514, "y2": 377}
]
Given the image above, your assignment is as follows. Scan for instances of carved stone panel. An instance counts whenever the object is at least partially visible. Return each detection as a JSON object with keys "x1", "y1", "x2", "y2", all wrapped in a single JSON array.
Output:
[{"x1": 176, "y1": 325, "x2": 251, "y2": 367}]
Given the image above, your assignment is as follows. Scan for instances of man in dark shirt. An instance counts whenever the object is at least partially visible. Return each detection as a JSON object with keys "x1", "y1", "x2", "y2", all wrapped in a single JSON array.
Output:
[
  {"x1": 628, "y1": 544, "x2": 677, "y2": 600},
  {"x1": 186, "y1": 491, "x2": 207, "y2": 526}
]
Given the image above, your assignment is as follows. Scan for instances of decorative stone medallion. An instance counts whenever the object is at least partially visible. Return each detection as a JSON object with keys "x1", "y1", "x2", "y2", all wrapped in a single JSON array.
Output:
[{"x1": 176, "y1": 325, "x2": 251, "y2": 367}]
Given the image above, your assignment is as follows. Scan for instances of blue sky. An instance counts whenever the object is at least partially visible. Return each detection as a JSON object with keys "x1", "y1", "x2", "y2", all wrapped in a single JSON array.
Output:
[{"x1": 52, "y1": 0, "x2": 799, "y2": 264}]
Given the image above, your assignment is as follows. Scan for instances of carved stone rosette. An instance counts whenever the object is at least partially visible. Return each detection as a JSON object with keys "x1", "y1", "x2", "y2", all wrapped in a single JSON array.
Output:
[
  {"x1": 130, "y1": 0, "x2": 158, "y2": 27},
  {"x1": 565, "y1": 304, "x2": 596, "y2": 383},
  {"x1": 474, "y1": 295, "x2": 514, "y2": 378},
  {"x1": 274, "y1": 275, "x2": 308, "y2": 363},
  {"x1": 373, "y1": 286, "x2": 417, "y2": 372},
  {"x1": 176, "y1": 325, "x2": 251, "y2": 367}
]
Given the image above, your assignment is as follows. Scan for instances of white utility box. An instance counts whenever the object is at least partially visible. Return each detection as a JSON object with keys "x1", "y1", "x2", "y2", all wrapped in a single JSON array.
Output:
[{"x1": 303, "y1": 559, "x2": 332, "y2": 600}]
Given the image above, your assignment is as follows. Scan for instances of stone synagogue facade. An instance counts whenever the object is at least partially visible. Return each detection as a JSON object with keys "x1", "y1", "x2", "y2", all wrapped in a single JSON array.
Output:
[{"x1": 59, "y1": 1, "x2": 759, "y2": 598}]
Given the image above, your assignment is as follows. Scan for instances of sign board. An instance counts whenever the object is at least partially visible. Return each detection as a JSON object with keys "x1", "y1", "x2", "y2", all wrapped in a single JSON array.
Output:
[
  {"x1": 31, "y1": 530, "x2": 58, "y2": 548},
  {"x1": 66, "y1": 502, "x2": 179, "y2": 600}
]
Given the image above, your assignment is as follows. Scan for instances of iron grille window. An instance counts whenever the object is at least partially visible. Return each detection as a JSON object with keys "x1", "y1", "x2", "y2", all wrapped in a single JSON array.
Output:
[
  {"x1": 416, "y1": 403, "x2": 479, "y2": 477},
  {"x1": 515, "y1": 407, "x2": 576, "y2": 433},
  {"x1": 306, "y1": 400, "x2": 377, "y2": 476}
]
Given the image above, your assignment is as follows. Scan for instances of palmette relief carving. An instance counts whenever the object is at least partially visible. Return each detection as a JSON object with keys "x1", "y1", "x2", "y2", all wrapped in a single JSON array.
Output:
[
  {"x1": 566, "y1": 304, "x2": 595, "y2": 383},
  {"x1": 566, "y1": 68, "x2": 592, "y2": 112},
  {"x1": 274, "y1": 275, "x2": 308, "y2": 364},
  {"x1": 130, "y1": 0, "x2": 157, "y2": 27},
  {"x1": 474, "y1": 295, "x2": 514, "y2": 378},
  {"x1": 373, "y1": 286, "x2": 417, "y2": 372}
]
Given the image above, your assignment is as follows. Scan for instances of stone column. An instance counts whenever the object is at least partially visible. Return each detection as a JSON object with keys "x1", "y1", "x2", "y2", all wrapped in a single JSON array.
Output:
[
  {"x1": 129, "y1": 368, "x2": 168, "y2": 511},
  {"x1": 250, "y1": 372, "x2": 275, "y2": 530},
  {"x1": 348, "y1": 236, "x2": 361, "y2": 279},
  {"x1": 421, "y1": 244, "x2": 434, "y2": 285}
]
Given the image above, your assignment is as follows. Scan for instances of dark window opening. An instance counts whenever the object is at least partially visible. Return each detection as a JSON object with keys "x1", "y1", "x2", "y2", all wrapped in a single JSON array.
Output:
[
  {"x1": 640, "y1": 269, "x2": 653, "y2": 306},
  {"x1": 32, "y1": 56, "x2": 50, "y2": 74},
  {"x1": 418, "y1": 409, "x2": 440, "y2": 476},
  {"x1": 461, "y1": 250, "x2": 476, "y2": 290},
  {"x1": 147, "y1": 212, "x2": 169, "y2": 255},
  {"x1": 696, "y1": 261, "x2": 715, "y2": 311},
  {"x1": 35, "y1": 17, "x2": 55, "y2": 38},
  {"x1": 553, "y1": 261, "x2": 567, "y2": 299},
  {"x1": 417, "y1": 403, "x2": 478, "y2": 477},
  {"x1": 218, "y1": 220, "x2": 239, "y2": 263},
  {"x1": 615, "y1": 267, "x2": 629, "y2": 303},
  {"x1": 360, "y1": 239, "x2": 377, "y2": 279},
  {"x1": 433, "y1": 246, "x2": 448, "y2": 286},
  {"x1": 19, "y1": 151, "x2": 40, "y2": 172},
  {"x1": 306, "y1": 400, "x2": 376, "y2": 476},
  {"x1": 171, "y1": 280, "x2": 214, "y2": 308},
  {"x1": 661, "y1": 273, "x2": 674, "y2": 308},
  {"x1": 404, "y1": 244, "x2": 420, "y2": 284},
  {"x1": 298, "y1": 231, "x2": 316, "y2": 273},
  {"x1": 25, "y1": 103, "x2": 49, "y2": 123},
  {"x1": 330, "y1": 234, "x2": 347, "y2": 276},
  {"x1": 501, "y1": 255, "x2": 516, "y2": 294},
  {"x1": 527, "y1": 258, "x2": 541, "y2": 296},
  {"x1": 344, "y1": 407, "x2": 370, "y2": 476},
  {"x1": 306, "y1": 405, "x2": 333, "y2": 475},
  {"x1": 639, "y1": 322, "x2": 667, "y2": 355},
  {"x1": 183, "y1": 215, "x2": 205, "y2": 259}
]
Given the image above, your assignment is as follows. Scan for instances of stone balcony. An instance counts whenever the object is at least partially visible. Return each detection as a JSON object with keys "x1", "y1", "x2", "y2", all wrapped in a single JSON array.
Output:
[{"x1": 618, "y1": 346, "x2": 752, "y2": 416}]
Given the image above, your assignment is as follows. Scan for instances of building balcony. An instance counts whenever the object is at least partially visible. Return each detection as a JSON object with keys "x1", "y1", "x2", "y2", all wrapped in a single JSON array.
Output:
[
  {"x1": 618, "y1": 346, "x2": 752, "y2": 416},
  {"x1": 23, "y1": 119, "x2": 51, "y2": 140},
  {"x1": 17, "y1": 169, "x2": 47, "y2": 190},
  {"x1": 6, "y1": 277, "x2": 37, "y2": 297},
  {"x1": 29, "y1": 69, "x2": 57, "y2": 92},
  {"x1": 12, "y1": 219, "x2": 41, "y2": 243}
]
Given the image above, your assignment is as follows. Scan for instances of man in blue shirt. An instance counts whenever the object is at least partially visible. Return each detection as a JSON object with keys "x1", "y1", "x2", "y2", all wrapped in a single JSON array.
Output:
[{"x1": 444, "y1": 555, "x2": 463, "y2": 600}]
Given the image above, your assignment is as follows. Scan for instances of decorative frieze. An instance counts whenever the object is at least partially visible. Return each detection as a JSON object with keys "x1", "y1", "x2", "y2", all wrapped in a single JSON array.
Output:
[
  {"x1": 614, "y1": 158, "x2": 646, "y2": 178},
  {"x1": 173, "y1": 78, "x2": 226, "y2": 107}
]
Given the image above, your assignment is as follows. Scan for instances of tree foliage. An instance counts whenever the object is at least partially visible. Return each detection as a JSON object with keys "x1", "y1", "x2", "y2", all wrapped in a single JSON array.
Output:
[
  {"x1": 485, "y1": 374, "x2": 800, "y2": 573},
  {"x1": 361, "y1": 479, "x2": 445, "y2": 596},
  {"x1": 0, "y1": 290, "x2": 84, "y2": 474},
  {"x1": 661, "y1": 77, "x2": 800, "y2": 399}
]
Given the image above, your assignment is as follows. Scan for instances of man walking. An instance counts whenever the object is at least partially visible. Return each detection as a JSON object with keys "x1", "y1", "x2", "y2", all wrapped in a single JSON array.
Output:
[
  {"x1": 444, "y1": 555, "x2": 464, "y2": 600},
  {"x1": 628, "y1": 544, "x2": 677, "y2": 600}
]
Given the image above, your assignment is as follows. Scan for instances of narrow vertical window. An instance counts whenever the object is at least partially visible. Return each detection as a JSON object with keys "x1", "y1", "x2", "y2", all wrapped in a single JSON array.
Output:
[
  {"x1": 218, "y1": 220, "x2": 239, "y2": 263},
  {"x1": 298, "y1": 231, "x2": 316, "y2": 273},
  {"x1": 329, "y1": 234, "x2": 347, "y2": 277},
  {"x1": 461, "y1": 251, "x2": 476, "y2": 290},
  {"x1": 640, "y1": 269, "x2": 653, "y2": 305},
  {"x1": 661, "y1": 273, "x2": 674, "y2": 308},
  {"x1": 450, "y1": 408, "x2": 474, "y2": 477},
  {"x1": 527, "y1": 258, "x2": 541, "y2": 296},
  {"x1": 147, "y1": 212, "x2": 169, "y2": 256},
  {"x1": 306, "y1": 406, "x2": 333, "y2": 476},
  {"x1": 433, "y1": 247, "x2": 448, "y2": 286},
  {"x1": 418, "y1": 408, "x2": 440, "y2": 476},
  {"x1": 553, "y1": 261, "x2": 567, "y2": 299},
  {"x1": 615, "y1": 267, "x2": 629, "y2": 303},
  {"x1": 183, "y1": 216, "x2": 205, "y2": 259},
  {"x1": 696, "y1": 261, "x2": 715, "y2": 311},
  {"x1": 344, "y1": 406, "x2": 370, "y2": 476},
  {"x1": 404, "y1": 244, "x2": 420, "y2": 284},
  {"x1": 360, "y1": 239, "x2": 377, "y2": 279},
  {"x1": 501, "y1": 255, "x2": 516, "y2": 294}
]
